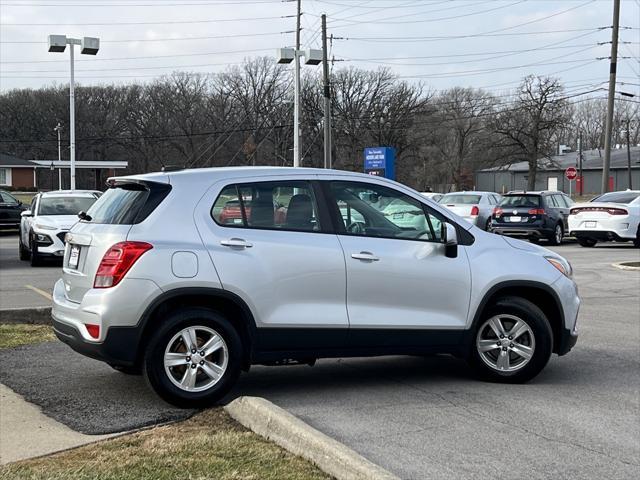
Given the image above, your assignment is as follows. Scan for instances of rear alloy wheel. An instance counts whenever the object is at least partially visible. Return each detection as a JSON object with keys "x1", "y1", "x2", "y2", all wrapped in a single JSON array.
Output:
[
  {"x1": 577, "y1": 237, "x2": 597, "y2": 248},
  {"x1": 469, "y1": 296, "x2": 553, "y2": 383},
  {"x1": 143, "y1": 308, "x2": 242, "y2": 408},
  {"x1": 547, "y1": 224, "x2": 563, "y2": 246}
]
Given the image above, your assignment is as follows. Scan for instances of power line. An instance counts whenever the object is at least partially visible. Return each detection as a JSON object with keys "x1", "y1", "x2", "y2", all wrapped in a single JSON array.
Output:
[
  {"x1": 2, "y1": 0, "x2": 287, "y2": 5},
  {"x1": 3, "y1": 14, "x2": 295, "y2": 26}
]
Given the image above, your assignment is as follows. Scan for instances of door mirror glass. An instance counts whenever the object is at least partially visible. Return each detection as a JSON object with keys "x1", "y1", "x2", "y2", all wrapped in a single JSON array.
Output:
[{"x1": 20, "y1": 210, "x2": 32, "y2": 217}]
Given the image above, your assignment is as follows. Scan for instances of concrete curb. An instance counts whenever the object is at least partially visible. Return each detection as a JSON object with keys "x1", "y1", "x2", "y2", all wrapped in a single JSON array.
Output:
[
  {"x1": 612, "y1": 262, "x2": 640, "y2": 271},
  {"x1": 224, "y1": 396, "x2": 400, "y2": 480},
  {"x1": 0, "y1": 307, "x2": 51, "y2": 325}
]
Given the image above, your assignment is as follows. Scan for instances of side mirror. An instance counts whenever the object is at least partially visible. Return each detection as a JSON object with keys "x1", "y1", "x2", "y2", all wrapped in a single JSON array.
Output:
[
  {"x1": 441, "y1": 223, "x2": 458, "y2": 258},
  {"x1": 20, "y1": 210, "x2": 33, "y2": 217}
]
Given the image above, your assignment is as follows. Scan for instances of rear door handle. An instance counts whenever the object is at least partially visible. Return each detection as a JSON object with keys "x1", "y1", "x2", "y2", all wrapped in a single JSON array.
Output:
[
  {"x1": 351, "y1": 251, "x2": 379, "y2": 262},
  {"x1": 220, "y1": 238, "x2": 253, "y2": 249}
]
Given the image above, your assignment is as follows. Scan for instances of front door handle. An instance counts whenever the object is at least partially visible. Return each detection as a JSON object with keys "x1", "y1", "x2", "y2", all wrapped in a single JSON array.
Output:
[
  {"x1": 351, "y1": 251, "x2": 379, "y2": 262},
  {"x1": 220, "y1": 238, "x2": 253, "y2": 249}
]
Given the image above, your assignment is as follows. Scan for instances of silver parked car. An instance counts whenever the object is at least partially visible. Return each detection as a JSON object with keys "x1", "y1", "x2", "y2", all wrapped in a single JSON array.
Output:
[
  {"x1": 438, "y1": 191, "x2": 502, "y2": 231},
  {"x1": 52, "y1": 168, "x2": 579, "y2": 407}
]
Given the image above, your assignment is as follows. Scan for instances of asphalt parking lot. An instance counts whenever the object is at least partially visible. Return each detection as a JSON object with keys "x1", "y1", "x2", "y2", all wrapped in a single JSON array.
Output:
[{"x1": 0, "y1": 233, "x2": 638, "y2": 479}]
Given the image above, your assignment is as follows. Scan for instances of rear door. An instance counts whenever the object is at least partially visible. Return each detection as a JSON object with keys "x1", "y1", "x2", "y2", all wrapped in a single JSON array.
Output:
[
  {"x1": 553, "y1": 194, "x2": 572, "y2": 230},
  {"x1": 197, "y1": 177, "x2": 348, "y2": 350}
]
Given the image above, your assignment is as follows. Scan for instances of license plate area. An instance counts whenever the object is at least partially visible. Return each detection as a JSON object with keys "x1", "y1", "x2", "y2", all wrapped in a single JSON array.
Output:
[
  {"x1": 507, "y1": 216, "x2": 522, "y2": 222},
  {"x1": 68, "y1": 245, "x2": 80, "y2": 269},
  {"x1": 585, "y1": 221, "x2": 597, "y2": 228}
]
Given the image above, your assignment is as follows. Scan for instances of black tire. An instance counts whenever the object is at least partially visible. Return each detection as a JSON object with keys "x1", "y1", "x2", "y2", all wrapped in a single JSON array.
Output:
[
  {"x1": 485, "y1": 219, "x2": 492, "y2": 232},
  {"x1": 547, "y1": 224, "x2": 563, "y2": 246},
  {"x1": 468, "y1": 296, "x2": 553, "y2": 384},
  {"x1": 577, "y1": 237, "x2": 597, "y2": 248},
  {"x1": 634, "y1": 227, "x2": 640, "y2": 248},
  {"x1": 19, "y1": 232, "x2": 30, "y2": 261},
  {"x1": 109, "y1": 364, "x2": 142, "y2": 375},
  {"x1": 29, "y1": 235, "x2": 42, "y2": 267},
  {"x1": 143, "y1": 307, "x2": 243, "y2": 408}
]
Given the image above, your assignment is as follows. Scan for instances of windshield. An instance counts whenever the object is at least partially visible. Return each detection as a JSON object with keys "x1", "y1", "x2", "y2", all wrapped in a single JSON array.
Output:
[
  {"x1": 499, "y1": 195, "x2": 541, "y2": 208},
  {"x1": 440, "y1": 194, "x2": 481, "y2": 205},
  {"x1": 38, "y1": 196, "x2": 97, "y2": 216},
  {"x1": 591, "y1": 192, "x2": 639, "y2": 204}
]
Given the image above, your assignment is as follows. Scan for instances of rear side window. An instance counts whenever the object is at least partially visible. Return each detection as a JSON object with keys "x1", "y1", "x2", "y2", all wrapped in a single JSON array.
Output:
[
  {"x1": 500, "y1": 195, "x2": 541, "y2": 208},
  {"x1": 86, "y1": 182, "x2": 171, "y2": 224},
  {"x1": 211, "y1": 181, "x2": 321, "y2": 232},
  {"x1": 592, "y1": 192, "x2": 639, "y2": 204}
]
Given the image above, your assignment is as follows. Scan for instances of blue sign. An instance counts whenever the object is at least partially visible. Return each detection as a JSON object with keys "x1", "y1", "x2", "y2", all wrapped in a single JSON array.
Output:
[{"x1": 364, "y1": 147, "x2": 395, "y2": 180}]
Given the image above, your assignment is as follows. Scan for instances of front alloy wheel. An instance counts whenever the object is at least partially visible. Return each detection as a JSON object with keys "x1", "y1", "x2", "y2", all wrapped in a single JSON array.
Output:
[
  {"x1": 476, "y1": 314, "x2": 535, "y2": 373},
  {"x1": 469, "y1": 296, "x2": 553, "y2": 383}
]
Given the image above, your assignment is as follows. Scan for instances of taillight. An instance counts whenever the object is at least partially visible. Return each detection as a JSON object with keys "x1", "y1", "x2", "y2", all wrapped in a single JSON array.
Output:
[
  {"x1": 94, "y1": 241, "x2": 153, "y2": 288},
  {"x1": 570, "y1": 208, "x2": 580, "y2": 215},
  {"x1": 528, "y1": 209, "x2": 546, "y2": 215},
  {"x1": 470, "y1": 205, "x2": 479, "y2": 216},
  {"x1": 608, "y1": 208, "x2": 628, "y2": 215},
  {"x1": 493, "y1": 207, "x2": 503, "y2": 217}
]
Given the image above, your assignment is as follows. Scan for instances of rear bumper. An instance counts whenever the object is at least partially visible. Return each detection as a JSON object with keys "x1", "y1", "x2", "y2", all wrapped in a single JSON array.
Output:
[
  {"x1": 53, "y1": 317, "x2": 140, "y2": 367},
  {"x1": 572, "y1": 230, "x2": 635, "y2": 242},
  {"x1": 491, "y1": 225, "x2": 554, "y2": 238}
]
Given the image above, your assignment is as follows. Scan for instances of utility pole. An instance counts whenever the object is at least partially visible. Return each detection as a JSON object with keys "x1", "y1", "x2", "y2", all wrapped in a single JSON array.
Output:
[
  {"x1": 321, "y1": 14, "x2": 332, "y2": 169},
  {"x1": 293, "y1": 0, "x2": 302, "y2": 167},
  {"x1": 578, "y1": 133, "x2": 583, "y2": 196},
  {"x1": 626, "y1": 118, "x2": 632, "y2": 189},
  {"x1": 601, "y1": 0, "x2": 620, "y2": 194},
  {"x1": 54, "y1": 122, "x2": 63, "y2": 189}
]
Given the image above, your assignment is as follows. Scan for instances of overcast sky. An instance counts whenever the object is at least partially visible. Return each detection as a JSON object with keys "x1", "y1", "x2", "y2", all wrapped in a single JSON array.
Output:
[{"x1": 0, "y1": 0, "x2": 638, "y2": 98}]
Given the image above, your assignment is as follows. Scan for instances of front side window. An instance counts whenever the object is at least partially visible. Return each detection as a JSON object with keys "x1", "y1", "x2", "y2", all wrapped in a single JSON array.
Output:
[
  {"x1": 328, "y1": 181, "x2": 442, "y2": 242},
  {"x1": 0, "y1": 191, "x2": 18, "y2": 204},
  {"x1": 212, "y1": 181, "x2": 320, "y2": 232}
]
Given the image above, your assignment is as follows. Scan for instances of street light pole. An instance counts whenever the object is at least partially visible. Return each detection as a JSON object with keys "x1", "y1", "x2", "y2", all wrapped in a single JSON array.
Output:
[
  {"x1": 626, "y1": 118, "x2": 632, "y2": 189},
  {"x1": 54, "y1": 122, "x2": 62, "y2": 189},
  {"x1": 48, "y1": 34, "x2": 99, "y2": 190},
  {"x1": 321, "y1": 14, "x2": 332, "y2": 169},
  {"x1": 293, "y1": 0, "x2": 302, "y2": 167}
]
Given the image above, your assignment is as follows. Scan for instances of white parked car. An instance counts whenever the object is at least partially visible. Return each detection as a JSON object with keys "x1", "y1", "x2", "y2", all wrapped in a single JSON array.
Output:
[
  {"x1": 438, "y1": 191, "x2": 502, "y2": 231},
  {"x1": 19, "y1": 190, "x2": 100, "y2": 266},
  {"x1": 568, "y1": 190, "x2": 640, "y2": 247},
  {"x1": 420, "y1": 192, "x2": 443, "y2": 203}
]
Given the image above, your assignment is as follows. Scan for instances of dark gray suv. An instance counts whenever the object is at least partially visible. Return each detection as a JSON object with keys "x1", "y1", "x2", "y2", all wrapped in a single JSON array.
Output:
[{"x1": 490, "y1": 191, "x2": 573, "y2": 245}]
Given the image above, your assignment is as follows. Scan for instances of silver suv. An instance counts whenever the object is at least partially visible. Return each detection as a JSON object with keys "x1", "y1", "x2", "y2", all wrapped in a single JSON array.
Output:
[{"x1": 52, "y1": 167, "x2": 579, "y2": 407}]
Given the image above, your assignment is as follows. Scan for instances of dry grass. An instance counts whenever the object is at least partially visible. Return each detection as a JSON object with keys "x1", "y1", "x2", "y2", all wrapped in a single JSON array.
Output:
[
  {"x1": 0, "y1": 324, "x2": 55, "y2": 349},
  {"x1": 0, "y1": 409, "x2": 332, "y2": 480}
]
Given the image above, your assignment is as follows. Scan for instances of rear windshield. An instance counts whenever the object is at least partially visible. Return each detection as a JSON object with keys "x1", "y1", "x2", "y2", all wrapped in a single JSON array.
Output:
[
  {"x1": 590, "y1": 192, "x2": 639, "y2": 204},
  {"x1": 439, "y1": 194, "x2": 481, "y2": 205},
  {"x1": 500, "y1": 195, "x2": 541, "y2": 208},
  {"x1": 38, "y1": 196, "x2": 97, "y2": 215},
  {"x1": 85, "y1": 181, "x2": 170, "y2": 224}
]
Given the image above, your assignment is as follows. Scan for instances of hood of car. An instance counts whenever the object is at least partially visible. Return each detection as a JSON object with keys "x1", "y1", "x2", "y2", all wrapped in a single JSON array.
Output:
[
  {"x1": 501, "y1": 235, "x2": 551, "y2": 255},
  {"x1": 33, "y1": 215, "x2": 78, "y2": 231}
]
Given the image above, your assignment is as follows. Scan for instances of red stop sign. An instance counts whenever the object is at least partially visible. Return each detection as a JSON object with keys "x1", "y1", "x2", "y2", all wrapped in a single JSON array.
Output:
[{"x1": 565, "y1": 167, "x2": 577, "y2": 180}]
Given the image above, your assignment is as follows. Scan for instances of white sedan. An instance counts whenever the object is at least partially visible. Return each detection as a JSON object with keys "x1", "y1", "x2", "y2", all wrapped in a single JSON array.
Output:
[
  {"x1": 19, "y1": 190, "x2": 100, "y2": 266},
  {"x1": 568, "y1": 190, "x2": 640, "y2": 247}
]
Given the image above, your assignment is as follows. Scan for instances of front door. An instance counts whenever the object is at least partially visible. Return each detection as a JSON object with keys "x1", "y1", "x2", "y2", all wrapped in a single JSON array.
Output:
[{"x1": 323, "y1": 180, "x2": 472, "y2": 346}]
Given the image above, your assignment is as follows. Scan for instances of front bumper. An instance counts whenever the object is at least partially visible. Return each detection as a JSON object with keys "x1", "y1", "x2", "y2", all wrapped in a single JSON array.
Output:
[
  {"x1": 551, "y1": 274, "x2": 580, "y2": 355},
  {"x1": 33, "y1": 229, "x2": 67, "y2": 256}
]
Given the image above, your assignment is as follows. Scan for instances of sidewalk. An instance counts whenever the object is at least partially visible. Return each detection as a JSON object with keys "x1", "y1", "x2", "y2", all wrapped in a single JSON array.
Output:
[{"x1": 0, "y1": 384, "x2": 114, "y2": 465}]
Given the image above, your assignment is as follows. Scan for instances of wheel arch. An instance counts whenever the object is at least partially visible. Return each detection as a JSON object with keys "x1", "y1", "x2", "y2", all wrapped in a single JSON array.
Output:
[
  {"x1": 471, "y1": 281, "x2": 565, "y2": 354},
  {"x1": 135, "y1": 287, "x2": 257, "y2": 370}
]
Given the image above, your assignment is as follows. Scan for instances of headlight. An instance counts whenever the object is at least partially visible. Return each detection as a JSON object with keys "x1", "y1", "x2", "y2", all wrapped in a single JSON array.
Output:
[
  {"x1": 545, "y1": 256, "x2": 572, "y2": 277},
  {"x1": 35, "y1": 223, "x2": 57, "y2": 231}
]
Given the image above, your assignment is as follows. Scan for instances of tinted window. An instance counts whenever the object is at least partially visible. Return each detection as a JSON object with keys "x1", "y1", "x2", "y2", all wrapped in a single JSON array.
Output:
[
  {"x1": 1, "y1": 192, "x2": 18, "y2": 203},
  {"x1": 212, "y1": 181, "x2": 320, "y2": 232},
  {"x1": 38, "y1": 196, "x2": 97, "y2": 216},
  {"x1": 500, "y1": 195, "x2": 541, "y2": 208},
  {"x1": 591, "y1": 192, "x2": 639, "y2": 204},
  {"x1": 86, "y1": 182, "x2": 170, "y2": 224},
  {"x1": 547, "y1": 195, "x2": 559, "y2": 208},
  {"x1": 328, "y1": 181, "x2": 442, "y2": 242},
  {"x1": 440, "y1": 194, "x2": 481, "y2": 205}
]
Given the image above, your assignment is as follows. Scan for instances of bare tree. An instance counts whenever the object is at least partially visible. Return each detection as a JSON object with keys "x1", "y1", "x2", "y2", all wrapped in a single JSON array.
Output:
[{"x1": 492, "y1": 76, "x2": 571, "y2": 190}]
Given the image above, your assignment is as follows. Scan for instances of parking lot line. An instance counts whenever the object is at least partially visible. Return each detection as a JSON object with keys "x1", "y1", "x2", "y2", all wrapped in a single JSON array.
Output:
[{"x1": 25, "y1": 285, "x2": 52, "y2": 301}]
